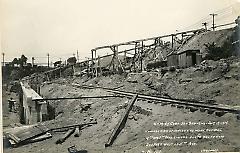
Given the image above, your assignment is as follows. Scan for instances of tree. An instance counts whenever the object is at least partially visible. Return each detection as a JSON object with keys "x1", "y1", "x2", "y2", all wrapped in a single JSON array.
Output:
[
  {"x1": 19, "y1": 54, "x2": 28, "y2": 67},
  {"x1": 12, "y1": 58, "x2": 19, "y2": 66},
  {"x1": 54, "y1": 61, "x2": 62, "y2": 67},
  {"x1": 67, "y1": 57, "x2": 77, "y2": 65},
  {"x1": 204, "y1": 41, "x2": 233, "y2": 61}
]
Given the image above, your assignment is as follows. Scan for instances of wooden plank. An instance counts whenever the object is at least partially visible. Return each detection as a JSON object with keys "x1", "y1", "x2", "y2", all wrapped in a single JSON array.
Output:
[
  {"x1": 6, "y1": 133, "x2": 21, "y2": 144},
  {"x1": 12, "y1": 125, "x2": 49, "y2": 142},
  {"x1": 9, "y1": 139, "x2": 17, "y2": 147},
  {"x1": 105, "y1": 94, "x2": 138, "y2": 147},
  {"x1": 28, "y1": 132, "x2": 52, "y2": 143},
  {"x1": 49, "y1": 121, "x2": 97, "y2": 132}
]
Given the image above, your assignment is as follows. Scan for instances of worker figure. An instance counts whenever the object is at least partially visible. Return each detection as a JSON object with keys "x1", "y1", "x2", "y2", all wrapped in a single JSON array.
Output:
[{"x1": 8, "y1": 97, "x2": 16, "y2": 112}]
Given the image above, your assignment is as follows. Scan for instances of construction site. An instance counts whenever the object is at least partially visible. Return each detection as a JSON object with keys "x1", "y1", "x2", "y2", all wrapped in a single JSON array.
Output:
[{"x1": 2, "y1": 4, "x2": 240, "y2": 153}]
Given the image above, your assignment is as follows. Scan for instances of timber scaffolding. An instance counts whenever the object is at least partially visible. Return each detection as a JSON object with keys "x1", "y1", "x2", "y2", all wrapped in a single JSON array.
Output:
[
  {"x1": 79, "y1": 20, "x2": 237, "y2": 77},
  {"x1": 79, "y1": 28, "x2": 206, "y2": 77}
]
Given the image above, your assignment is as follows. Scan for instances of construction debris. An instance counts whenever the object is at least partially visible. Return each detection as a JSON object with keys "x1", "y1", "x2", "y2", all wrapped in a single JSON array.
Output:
[
  {"x1": 5, "y1": 124, "x2": 49, "y2": 146},
  {"x1": 56, "y1": 128, "x2": 75, "y2": 144},
  {"x1": 5, "y1": 118, "x2": 97, "y2": 147}
]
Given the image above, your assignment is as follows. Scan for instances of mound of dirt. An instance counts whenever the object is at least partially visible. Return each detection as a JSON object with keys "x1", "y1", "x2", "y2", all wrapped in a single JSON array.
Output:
[
  {"x1": 178, "y1": 28, "x2": 234, "y2": 57},
  {"x1": 5, "y1": 57, "x2": 240, "y2": 153}
]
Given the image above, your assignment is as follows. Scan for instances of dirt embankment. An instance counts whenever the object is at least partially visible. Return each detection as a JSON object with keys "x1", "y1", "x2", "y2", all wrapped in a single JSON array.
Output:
[{"x1": 4, "y1": 58, "x2": 240, "y2": 153}]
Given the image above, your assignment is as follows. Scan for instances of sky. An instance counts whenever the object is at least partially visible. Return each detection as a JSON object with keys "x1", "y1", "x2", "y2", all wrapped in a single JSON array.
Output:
[{"x1": 1, "y1": 0, "x2": 240, "y2": 64}]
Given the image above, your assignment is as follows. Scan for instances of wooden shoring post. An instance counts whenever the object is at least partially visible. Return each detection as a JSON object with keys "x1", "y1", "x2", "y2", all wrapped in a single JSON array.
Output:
[
  {"x1": 140, "y1": 41, "x2": 144, "y2": 72},
  {"x1": 37, "y1": 74, "x2": 40, "y2": 94},
  {"x1": 133, "y1": 42, "x2": 138, "y2": 72},
  {"x1": 110, "y1": 45, "x2": 117, "y2": 73},
  {"x1": 94, "y1": 50, "x2": 98, "y2": 77},
  {"x1": 87, "y1": 60, "x2": 90, "y2": 76},
  {"x1": 117, "y1": 56, "x2": 125, "y2": 73},
  {"x1": 171, "y1": 34, "x2": 174, "y2": 51},
  {"x1": 91, "y1": 49, "x2": 94, "y2": 77},
  {"x1": 97, "y1": 56, "x2": 102, "y2": 76},
  {"x1": 114, "y1": 46, "x2": 117, "y2": 73},
  {"x1": 124, "y1": 50, "x2": 127, "y2": 67},
  {"x1": 154, "y1": 37, "x2": 160, "y2": 47}
]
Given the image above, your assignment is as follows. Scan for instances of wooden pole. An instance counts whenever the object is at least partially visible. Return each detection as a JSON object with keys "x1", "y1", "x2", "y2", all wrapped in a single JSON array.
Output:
[
  {"x1": 210, "y1": 13, "x2": 217, "y2": 31},
  {"x1": 124, "y1": 51, "x2": 127, "y2": 67},
  {"x1": 91, "y1": 50, "x2": 94, "y2": 77},
  {"x1": 105, "y1": 94, "x2": 138, "y2": 147},
  {"x1": 171, "y1": 34, "x2": 174, "y2": 51},
  {"x1": 140, "y1": 41, "x2": 143, "y2": 72},
  {"x1": 98, "y1": 56, "x2": 102, "y2": 76}
]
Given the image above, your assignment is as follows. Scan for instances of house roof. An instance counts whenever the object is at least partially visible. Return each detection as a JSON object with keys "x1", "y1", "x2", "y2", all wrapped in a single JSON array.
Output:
[{"x1": 178, "y1": 49, "x2": 200, "y2": 55}]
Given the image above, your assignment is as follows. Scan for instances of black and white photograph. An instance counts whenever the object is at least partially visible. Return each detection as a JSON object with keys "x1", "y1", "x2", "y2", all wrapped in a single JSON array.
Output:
[{"x1": 1, "y1": 0, "x2": 240, "y2": 152}]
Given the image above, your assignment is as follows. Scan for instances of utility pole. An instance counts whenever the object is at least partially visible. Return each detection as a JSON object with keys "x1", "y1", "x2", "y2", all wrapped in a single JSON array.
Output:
[
  {"x1": 77, "y1": 50, "x2": 79, "y2": 63},
  {"x1": 2, "y1": 52, "x2": 5, "y2": 66},
  {"x1": 202, "y1": 22, "x2": 208, "y2": 30},
  {"x1": 210, "y1": 13, "x2": 217, "y2": 31},
  {"x1": 47, "y1": 53, "x2": 50, "y2": 68}
]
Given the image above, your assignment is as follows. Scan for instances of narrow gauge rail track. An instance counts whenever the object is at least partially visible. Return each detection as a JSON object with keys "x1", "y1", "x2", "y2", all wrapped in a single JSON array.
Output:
[{"x1": 72, "y1": 83, "x2": 240, "y2": 116}]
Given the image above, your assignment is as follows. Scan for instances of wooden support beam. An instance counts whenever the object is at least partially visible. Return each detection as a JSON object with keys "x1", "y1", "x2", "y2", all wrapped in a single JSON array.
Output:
[
  {"x1": 133, "y1": 43, "x2": 138, "y2": 71},
  {"x1": 79, "y1": 43, "x2": 156, "y2": 66},
  {"x1": 214, "y1": 22, "x2": 235, "y2": 29},
  {"x1": 105, "y1": 94, "x2": 138, "y2": 147},
  {"x1": 140, "y1": 41, "x2": 144, "y2": 71},
  {"x1": 94, "y1": 50, "x2": 97, "y2": 77},
  {"x1": 171, "y1": 34, "x2": 174, "y2": 50},
  {"x1": 93, "y1": 28, "x2": 202, "y2": 50},
  {"x1": 32, "y1": 95, "x2": 123, "y2": 101},
  {"x1": 91, "y1": 50, "x2": 94, "y2": 77},
  {"x1": 97, "y1": 56, "x2": 102, "y2": 76},
  {"x1": 117, "y1": 57, "x2": 125, "y2": 73},
  {"x1": 124, "y1": 51, "x2": 127, "y2": 67}
]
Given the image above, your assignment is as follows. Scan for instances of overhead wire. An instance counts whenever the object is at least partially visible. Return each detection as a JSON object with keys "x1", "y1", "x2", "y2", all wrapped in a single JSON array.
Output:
[{"x1": 178, "y1": 2, "x2": 239, "y2": 32}]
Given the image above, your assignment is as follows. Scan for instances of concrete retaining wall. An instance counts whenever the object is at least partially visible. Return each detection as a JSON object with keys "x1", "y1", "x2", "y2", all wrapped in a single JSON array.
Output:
[{"x1": 20, "y1": 82, "x2": 48, "y2": 124}]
